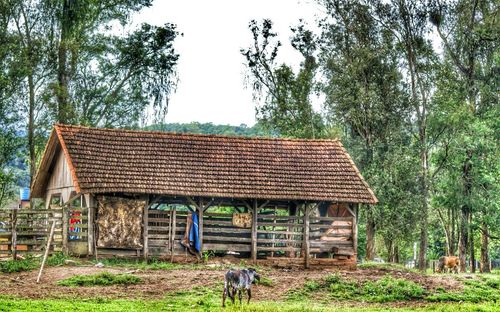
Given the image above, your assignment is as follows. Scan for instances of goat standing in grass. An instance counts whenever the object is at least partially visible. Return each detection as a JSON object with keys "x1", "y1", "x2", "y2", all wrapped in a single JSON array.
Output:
[{"x1": 222, "y1": 268, "x2": 260, "y2": 307}]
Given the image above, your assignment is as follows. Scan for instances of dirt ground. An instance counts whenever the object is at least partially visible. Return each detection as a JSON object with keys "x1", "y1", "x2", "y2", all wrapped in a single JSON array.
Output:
[{"x1": 0, "y1": 262, "x2": 463, "y2": 302}]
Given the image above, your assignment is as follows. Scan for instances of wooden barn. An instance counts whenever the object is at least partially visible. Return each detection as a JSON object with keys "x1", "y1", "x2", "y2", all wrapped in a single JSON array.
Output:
[{"x1": 30, "y1": 124, "x2": 377, "y2": 268}]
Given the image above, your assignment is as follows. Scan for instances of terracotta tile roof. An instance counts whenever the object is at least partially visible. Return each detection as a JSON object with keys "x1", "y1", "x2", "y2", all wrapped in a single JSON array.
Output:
[{"x1": 32, "y1": 124, "x2": 377, "y2": 203}]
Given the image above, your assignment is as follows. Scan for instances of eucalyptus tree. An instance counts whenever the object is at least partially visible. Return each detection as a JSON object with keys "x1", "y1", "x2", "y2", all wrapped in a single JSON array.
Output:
[
  {"x1": 430, "y1": 0, "x2": 499, "y2": 272},
  {"x1": 0, "y1": 1, "x2": 23, "y2": 207},
  {"x1": 241, "y1": 19, "x2": 324, "y2": 139},
  {"x1": 317, "y1": 0, "x2": 411, "y2": 260},
  {"x1": 369, "y1": 0, "x2": 439, "y2": 271},
  {"x1": 3, "y1": 0, "x2": 180, "y2": 185}
]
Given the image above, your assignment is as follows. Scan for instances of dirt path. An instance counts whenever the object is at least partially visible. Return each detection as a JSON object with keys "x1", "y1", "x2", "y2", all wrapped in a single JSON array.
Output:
[{"x1": 0, "y1": 265, "x2": 462, "y2": 301}]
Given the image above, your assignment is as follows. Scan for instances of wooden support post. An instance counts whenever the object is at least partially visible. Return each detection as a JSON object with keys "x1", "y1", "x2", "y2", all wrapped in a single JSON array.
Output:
[
  {"x1": 62, "y1": 207, "x2": 68, "y2": 254},
  {"x1": 304, "y1": 203, "x2": 310, "y2": 269},
  {"x1": 198, "y1": 199, "x2": 204, "y2": 255},
  {"x1": 168, "y1": 209, "x2": 173, "y2": 254},
  {"x1": 251, "y1": 200, "x2": 258, "y2": 263},
  {"x1": 87, "y1": 196, "x2": 94, "y2": 256},
  {"x1": 272, "y1": 206, "x2": 277, "y2": 258},
  {"x1": 143, "y1": 202, "x2": 149, "y2": 261},
  {"x1": 352, "y1": 204, "x2": 358, "y2": 261},
  {"x1": 11, "y1": 208, "x2": 17, "y2": 260},
  {"x1": 170, "y1": 207, "x2": 176, "y2": 262}
]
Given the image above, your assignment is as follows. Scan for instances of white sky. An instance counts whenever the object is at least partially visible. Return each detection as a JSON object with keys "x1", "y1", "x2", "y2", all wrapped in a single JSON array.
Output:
[{"x1": 132, "y1": 0, "x2": 322, "y2": 126}]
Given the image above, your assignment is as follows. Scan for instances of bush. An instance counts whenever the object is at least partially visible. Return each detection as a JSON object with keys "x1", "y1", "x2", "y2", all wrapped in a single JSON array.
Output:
[
  {"x1": 303, "y1": 280, "x2": 320, "y2": 291},
  {"x1": 324, "y1": 273, "x2": 341, "y2": 286},
  {"x1": 46, "y1": 252, "x2": 69, "y2": 267},
  {"x1": 58, "y1": 272, "x2": 142, "y2": 287},
  {"x1": 0, "y1": 257, "x2": 38, "y2": 273}
]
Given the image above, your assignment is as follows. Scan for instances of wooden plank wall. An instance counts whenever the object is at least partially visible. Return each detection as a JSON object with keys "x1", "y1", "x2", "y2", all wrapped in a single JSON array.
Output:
[
  {"x1": 146, "y1": 205, "x2": 354, "y2": 264},
  {"x1": 309, "y1": 215, "x2": 355, "y2": 257},
  {"x1": 44, "y1": 151, "x2": 75, "y2": 208},
  {"x1": 203, "y1": 212, "x2": 251, "y2": 253},
  {"x1": 147, "y1": 209, "x2": 253, "y2": 256},
  {"x1": 256, "y1": 212, "x2": 304, "y2": 256}
]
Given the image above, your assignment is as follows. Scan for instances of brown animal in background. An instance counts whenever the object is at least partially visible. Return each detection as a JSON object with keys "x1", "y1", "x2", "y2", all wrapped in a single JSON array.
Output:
[{"x1": 436, "y1": 256, "x2": 460, "y2": 273}]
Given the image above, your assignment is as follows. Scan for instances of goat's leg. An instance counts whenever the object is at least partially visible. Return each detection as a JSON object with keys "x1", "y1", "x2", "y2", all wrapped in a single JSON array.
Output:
[
  {"x1": 222, "y1": 286, "x2": 227, "y2": 307},
  {"x1": 238, "y1": 289, "x2": 242, "y2": 304},
  {"x1": 230, "y1": 287, "x2": 236, "y2": 304},
  {"x1": 247, "y1": 288, "x2": 251, "y2": 304}
]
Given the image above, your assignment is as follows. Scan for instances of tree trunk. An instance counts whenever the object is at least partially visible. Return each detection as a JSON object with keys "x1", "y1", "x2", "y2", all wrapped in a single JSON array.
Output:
[
  {"x1": 418, "y1": 129, "x2": 429, "y2": 271},
  {"x1": 365, "y1": 206, "x2": 376, "y2": 261},
  {"x1": 458, "y1": 213, "x2": 468, "y2": 273},
  {"x1": 459, "y1": 150, "x2": 473, "y2": 273},
  {"x1": 57, "y1": 0, "x2": 73, "y2": 123},
  {"x1": 28, "y1": 73, "x2": 36, "y2": 188},
  {"x1": 469, "y1": 213, "x2": 475, "y2": 273},
  {"x1": 480, "y1": 221, "x2": 490, "y2": 273},
  {"x1": 386, "y1": 239, "x2": 393, "y2": 263},
  {"x1": 450, "y1": 206, "x2": 457, "y2": 256}
]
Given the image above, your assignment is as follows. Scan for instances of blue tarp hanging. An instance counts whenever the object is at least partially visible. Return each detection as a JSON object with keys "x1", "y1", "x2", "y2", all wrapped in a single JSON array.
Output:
[{"x1": 189, "y1": 213, "x2": 201, "y2": 252}]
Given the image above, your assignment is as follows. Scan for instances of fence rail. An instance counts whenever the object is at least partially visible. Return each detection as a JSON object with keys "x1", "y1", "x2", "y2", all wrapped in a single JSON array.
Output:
[{"x1": 0, "y1": 206, "x2": 89, "y2": 258}]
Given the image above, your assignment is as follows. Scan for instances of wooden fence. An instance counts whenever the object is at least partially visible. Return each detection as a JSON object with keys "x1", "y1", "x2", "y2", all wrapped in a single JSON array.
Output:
[{"x1": 0, "y1": 206, "x2": 89, "y2": 258}]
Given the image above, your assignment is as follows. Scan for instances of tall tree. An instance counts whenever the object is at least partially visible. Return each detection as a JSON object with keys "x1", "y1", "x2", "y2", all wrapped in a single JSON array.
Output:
[
  {"x1": 241, "y1": 19, "x2": 324, "y2": 139},
  {"x1": 8, "y1": 0, "x2": 53, "y2": 185},
  {"x1": 430, "y1": 0, "x2": 499, "y2": 272},
  {"x1": 318, "y1": 0, "x2": 411, "y2": 260},
  {"x1": 373, "y1": 0, "x2": 437, "y2": 271},
  {"x1": 0, "y1": 1, "x2": 23, "y2": 207},
  {"x1": 3, "y1": 0, "x2": 180, "y2": 186}
]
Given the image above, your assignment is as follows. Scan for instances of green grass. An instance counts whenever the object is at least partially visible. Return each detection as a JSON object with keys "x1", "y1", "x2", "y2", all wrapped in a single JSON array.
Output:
[
  {"x1": 93, "y1": 257, "x2": 268, "y2": 274},
  {"x1": 0, "y1": 296, "x2": 497, "y2": 312},
  {"x1": 358, "y1": 262, "x2": 418, "y2": 273},
  {"x1": 57, "y1": 272, "x2": 142, "y2": 287},
  {"x1": 288, "y1": 272, "x2": 500, "y2": 305},
  {"x1": 0, "y1": 253, "x2": 77, "y2": 273},
  {"x1": 289, "y1": 273, "x2": 426, "y2": 303},
  {"x1": 0, "y1": 256, "x2": 38, "y2": 273},
  {"x1": 426, "y1": 274, "x2": 500, "y2": 303},
  {"x1": 257, "y1": 276, "x2": 274, "y2": 287},
  {"x1": 46, "y1": 252, "x2": 73, "y2": 267}
]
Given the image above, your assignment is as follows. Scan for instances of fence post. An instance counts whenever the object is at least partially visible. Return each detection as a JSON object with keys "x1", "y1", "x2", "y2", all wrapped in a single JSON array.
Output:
[
  {"x1": 11, "y1": 209, "x2": 17, "y2": 260},
  {"x1": 304, "y1": 204, "x2": 310, "y2": 269},
  {"x1": 62, "y1": 207, "x2": 68, "y2": 254}
]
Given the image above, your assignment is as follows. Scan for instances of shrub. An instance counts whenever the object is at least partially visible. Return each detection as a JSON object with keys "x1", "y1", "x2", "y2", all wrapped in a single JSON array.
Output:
[
  {"x1": 0, "y1": 257, "x2": 38, "y2": 273},
  {"x1": 58, "y1": 272, "x2": 142, "y2": 287},
  {"x1": 46, "y1": 252, "x2": 69, "y2": 267},
  {"x1": 324, "y1": 273, "x2": 341, "y2": 286},
  {"x1": 303, "y1": 280, "x2": 320, "y2": 291}
]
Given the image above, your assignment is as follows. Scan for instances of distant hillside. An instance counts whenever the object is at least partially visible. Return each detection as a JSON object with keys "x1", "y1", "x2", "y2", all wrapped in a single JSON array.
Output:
[{"x1": 144, "y1": 122, "x2": 277, "y2": 137}]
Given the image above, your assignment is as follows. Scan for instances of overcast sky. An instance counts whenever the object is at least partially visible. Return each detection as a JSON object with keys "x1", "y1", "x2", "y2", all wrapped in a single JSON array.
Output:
[{"x1": 132, "y1": 0, "x2": 322, "y2": 126}]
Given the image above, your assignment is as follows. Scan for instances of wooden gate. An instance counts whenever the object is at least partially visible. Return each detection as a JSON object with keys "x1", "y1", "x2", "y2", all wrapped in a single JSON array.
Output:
[{"x1": 0, "y1": 208, "x2": 63, "y2": 257}]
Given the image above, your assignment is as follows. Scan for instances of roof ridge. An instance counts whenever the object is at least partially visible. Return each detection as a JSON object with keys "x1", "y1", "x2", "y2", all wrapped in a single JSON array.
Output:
[{"x1": 54, "y1": 123, "x2": 341, "y2": 143}]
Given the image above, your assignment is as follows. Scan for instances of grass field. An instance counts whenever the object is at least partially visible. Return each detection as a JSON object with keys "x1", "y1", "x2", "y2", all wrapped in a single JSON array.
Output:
[{"x1": 0, "y1": 258, "x2": 498, "y2": 311}]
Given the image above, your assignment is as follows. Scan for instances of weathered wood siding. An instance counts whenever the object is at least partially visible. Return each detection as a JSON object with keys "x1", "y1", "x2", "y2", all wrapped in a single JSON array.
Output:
[{"x1": 44, "y1": 149, "x2": 75, "y2": 208}]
